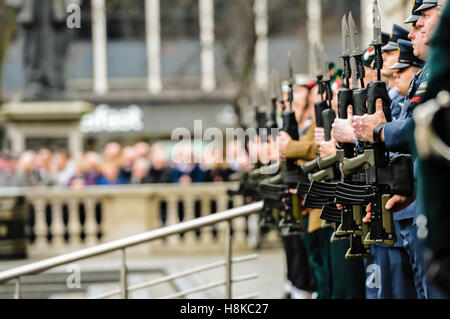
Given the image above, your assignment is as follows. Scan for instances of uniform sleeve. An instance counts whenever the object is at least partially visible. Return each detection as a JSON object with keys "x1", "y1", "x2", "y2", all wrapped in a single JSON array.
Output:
[
  {"x1": 285, "y1": 122, "x2": 318, "y2": 161},
  {"x1": 383, "y1": 118, "x2": 413, "y2": 154}
]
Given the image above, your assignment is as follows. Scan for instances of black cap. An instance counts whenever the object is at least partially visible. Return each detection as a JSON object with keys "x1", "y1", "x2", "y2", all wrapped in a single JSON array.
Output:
[
  {"x1": 382, "y1": 25, "x2": 411, "y2": 51},
  {"x1": 415, "y1": 0, "x2": 438, "y2": 13},
  {"x1": 405, "y1": 0, "x2": 423, "y2": 23},
  {"x1": 391, "y1": 39, "x2": 425, "y2": 69}
]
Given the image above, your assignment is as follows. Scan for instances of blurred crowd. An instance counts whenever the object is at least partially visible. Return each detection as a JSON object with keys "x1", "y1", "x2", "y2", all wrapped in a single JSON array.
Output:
[{"x1": 0, "y1": 140, "x2": 252, "y2": 188}]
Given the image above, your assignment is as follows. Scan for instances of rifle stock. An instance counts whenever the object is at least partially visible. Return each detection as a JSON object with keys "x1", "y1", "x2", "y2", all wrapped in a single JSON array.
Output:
[{"x1": 309, "y1": 166, "x2": 335, "y2": 182}]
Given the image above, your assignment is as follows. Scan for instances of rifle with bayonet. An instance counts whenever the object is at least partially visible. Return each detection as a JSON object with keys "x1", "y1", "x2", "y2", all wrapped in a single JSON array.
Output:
[
  {"x1": 300, "y1": 43, "x2": 338, "y2": 177},
  {"x1": 229, "y1": 80, "x2": 282, "y2": 227},
  {"x1": 302, "y1": 15, "x2": 373, "y2": 257},
  {"x1": 258, "y1": 52, "x2": 306, "y2": 236},
  {"x1": 300, "y1": 13, "x2": 366, "y2": 178},
  {"x1": 289, "y1": 43, "x2": 341, "y2": 228},
  {"x1": 269, "y1": 69, "x2": 282, "y2": 135},
  {"x1": 309, "y1": 42, "x2": 363, "y2": 245},
  {"x1": 335, "y1": 1, "x2": 414, "y2": 247}
]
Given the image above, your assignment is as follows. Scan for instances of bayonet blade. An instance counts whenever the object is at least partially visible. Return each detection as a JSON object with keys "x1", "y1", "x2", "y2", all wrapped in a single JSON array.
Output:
[
  {"x1": 313, "y1": 43, "x2": 323, "y2": 78},
  {"x1": 373, "y1": 0, "x2": 382, "y2": 45},
  {"x1": 348, "y1": 12, "x2": 362, "y2": 56},
  {"x1": 341, "y1": 15, "x2": 350, "y2": 57},
  {"x1": 321, "y1": 45, "x2": 330, "y2": 82},
  {"x1": 287, "y1": 51, "x2": 293, "y2": 82},
  {"x1": 270, "y1": 69, "x2": 277, "y2": 99},
  {"x1": 276, "y1": 69, "x2": 282, "y2": 99}
]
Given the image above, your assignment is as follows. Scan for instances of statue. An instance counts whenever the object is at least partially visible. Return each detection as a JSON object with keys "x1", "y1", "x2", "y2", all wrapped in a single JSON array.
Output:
[{"x1": 7, "y1": 0, "x2": 81, "y2": 101}]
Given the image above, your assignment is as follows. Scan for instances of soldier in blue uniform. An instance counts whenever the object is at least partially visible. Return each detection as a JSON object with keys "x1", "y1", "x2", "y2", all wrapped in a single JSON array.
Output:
[
  {"x1": 364, "y1": 39, "x2": 424, "y2": 299},
  {"x1": 382, "y1": 25, "x2": 411, "y2": 121},
  {"x1": 353, "y1": 0, "x2": 447, "y2": 298}
]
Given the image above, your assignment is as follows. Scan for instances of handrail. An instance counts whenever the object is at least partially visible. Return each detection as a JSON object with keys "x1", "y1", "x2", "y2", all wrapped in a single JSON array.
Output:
[
  {"x1": 158, "y1": 274, "x2": 258, "y2": 299},
  {"x1": 89, "y1": 254, "x2": 259, "y2": 299},
  {"x1": 0, "y1": 182, "x2": 238, "y2": 197},
  {"x1": 0, "y1": 201, "x2": 264, "y2": 285}
]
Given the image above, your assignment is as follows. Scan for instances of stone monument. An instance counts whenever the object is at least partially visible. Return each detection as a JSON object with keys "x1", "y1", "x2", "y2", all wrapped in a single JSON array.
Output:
[{"x1": 2, "y1": 0, "x2": 92, "y2": 155}]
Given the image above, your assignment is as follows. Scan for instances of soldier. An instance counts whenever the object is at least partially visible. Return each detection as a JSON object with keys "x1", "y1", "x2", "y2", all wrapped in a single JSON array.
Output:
[
  {"x1": 412, "y1": 0, "x2": 450, "y2": 297},
  {"x1": 279, "y1": 77, "x2": 333, "y2": 299},
  {"x1": 329, "y1": 2, "x2": 430, "y2": 299},
  {"x1": 364, "y1": 39, "x2": 424, "y2": 299},
  {"x1": 325, "y1": 67, "x2": 366, "y2": 300},
  {"x1": 382, "y1": 25, "x2": 411, "y2": 120},
  {"x1": 352, "y1": 0, "x2": 447, "y2": 299},
  {"x1": 278, "y1": 80, "x2": 317, "y2": 299},
  {"x1": 391, "y1": 40, "x2": 425, "y2": 97}
]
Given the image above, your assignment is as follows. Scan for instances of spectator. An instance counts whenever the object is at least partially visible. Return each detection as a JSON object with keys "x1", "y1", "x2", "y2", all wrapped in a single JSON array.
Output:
[
  {"x1": 202, "y1": 147, "x2": 232, "y2": 182},
  {"x1": 226, "y1": 140, "x2": 250, "y2": 173},
  {"x1": 130, "y1": 158, "x2": 151, "y2": 184},
  {"x1": 171, "y1": 143, "x2": 205, "y2": 184},
  {"x1": 84, "y1": 151, "x2": 101, "y2": 185},
  {"x1": 134, "y1": 141, "x2": 150, "y2": 160},
  {"x1": 148, "y1": 143, "x2": 172, "y2": 184},
  {"x1": 68, "y1": 153, "x2": 87, "y2": 188},
  {"x1": 97, "y1": 161, "x2": 127, "y2": 185},
  {"x1": 0, "y1": 151, "x2": 16, "y2": 186},
  {"x1": 51, "y1": 150, "x2": 76, "y2": 186},
  {"x1": 0, "y1": 139, "x2": 255, "y2": 188},
  {"x1": 34, "y1": 148, "x2": 54, "y2": 186},
  {"x1": 120, "y1": 146, "x2": 136, "y2": 183},
  {"x1": 103, "y1": 142, "x2": 122, "y2": 163},
  {"x1": 15, "y1": 151, "x2": 39, "y2": 187}
]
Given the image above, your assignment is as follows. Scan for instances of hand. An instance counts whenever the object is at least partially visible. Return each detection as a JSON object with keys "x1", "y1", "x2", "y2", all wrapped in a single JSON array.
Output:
[
  {"x1": 319, "y1": 139, "x2": 337, "y2": 158},
  {"x1": 352, "y1": 99, "x2": 386, "y2": 143},
  {"x1": 386, "y1": 194, "x2": 416, "y2": 213},
  {"x1": 276, "y1": 100, "x2": 285, "y2": 114},
  {"x1": 332, "y1": 105, "x2": 355, "y2": 143},
  {"x1": 301, "y1": 195, "x2": 306, "y2": 207},
  {"x1": 363, "y1": 193, "x2": 415, "y2": 222},
  {"x1": 258, "y1": 142, "x2": 272, "y2": 165},
  {"x1": 363, "y1": 204, "x2": 371, "y2": 223},
  {"x1": 314, "y1": 127, "x2": 325, "y2": 146},
  {"x1": 269, "y1": 136, "x2": 281, "y2": 162},
  {"x1": 247, "y1": 138, "x2": 259, "y2": 164},
  {"x1": 278, "y1": 131, "x2": 292, "y2": 161}
]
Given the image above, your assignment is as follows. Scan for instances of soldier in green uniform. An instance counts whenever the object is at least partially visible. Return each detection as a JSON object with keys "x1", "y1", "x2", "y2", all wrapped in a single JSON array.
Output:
[
  {"x1": 412, "y1": 0, "x2": 450, "y2": 297},
  {"x1": 280, "y1": 78, "x2": 333, "y2": 299}
]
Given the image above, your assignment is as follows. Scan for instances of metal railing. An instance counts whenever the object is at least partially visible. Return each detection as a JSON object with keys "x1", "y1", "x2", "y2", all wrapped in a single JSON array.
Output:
[
  {"x1": 0, "y1": 201, "x2": 264, "y2": 299},
  {"x1": 1, "y1": 183, "x2": 250, "y2": 251}
]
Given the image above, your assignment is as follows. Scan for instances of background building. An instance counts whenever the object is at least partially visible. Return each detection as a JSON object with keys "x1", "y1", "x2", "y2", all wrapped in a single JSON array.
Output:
[{"x1": 0, "y1": 0, "x2": 411, "y2": 153}]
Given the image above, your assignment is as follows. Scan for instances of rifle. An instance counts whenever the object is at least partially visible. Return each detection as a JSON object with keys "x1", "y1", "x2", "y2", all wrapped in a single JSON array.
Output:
[
  {"x1": 302, "y1": 15, "x2": 373, "y2": 257},
  {"x1": 300, "y1": 43, "x2": 335, "y2": 176},
  {"x1": 269, "y1": 69, "x2": 282, "y2": 135},
  {"x1": 257, "y1": 52, "x2": 306, "y2": 236},
  {"x1": 335, "y1": 1, "x2": 414, "y2": 247}
]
